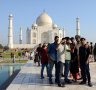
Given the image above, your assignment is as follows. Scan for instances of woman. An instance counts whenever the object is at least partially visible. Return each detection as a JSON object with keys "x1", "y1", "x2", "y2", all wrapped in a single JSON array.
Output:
[
  {"x1": 70, "y1": 42, "x2": 79, "y2": 82},
  {"x1": 40, "y1": 43, "x2": 49, "y2": 79}
]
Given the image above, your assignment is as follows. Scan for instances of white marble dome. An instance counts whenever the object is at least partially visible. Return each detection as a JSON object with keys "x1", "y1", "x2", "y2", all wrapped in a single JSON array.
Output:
[{"x1": 36, "y1": 12, "x2": 53, "y2": 26}]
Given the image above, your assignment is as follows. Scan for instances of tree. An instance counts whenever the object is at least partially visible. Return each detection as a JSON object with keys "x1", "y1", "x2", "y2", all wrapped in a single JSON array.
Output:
[
  {"x1": 0, "y1": 44, "x2": 3, "y2": 49},
  {"x1": 3, "y1": 46, "x2": 9, "y2": 50}
]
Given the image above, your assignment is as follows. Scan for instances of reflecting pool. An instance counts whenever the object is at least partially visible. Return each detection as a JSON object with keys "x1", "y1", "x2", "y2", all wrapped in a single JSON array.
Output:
[{"x1": 0, "y1": 63, "x2": 24, "y2": 86}]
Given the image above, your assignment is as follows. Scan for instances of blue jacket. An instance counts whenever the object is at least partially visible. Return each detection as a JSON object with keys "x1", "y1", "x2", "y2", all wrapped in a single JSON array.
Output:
[{"x1": 48, "y1": 42, "x2": 57, "y2": 61}]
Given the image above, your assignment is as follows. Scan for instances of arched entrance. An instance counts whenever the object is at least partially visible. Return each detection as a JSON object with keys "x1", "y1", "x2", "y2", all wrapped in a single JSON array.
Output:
[{"x1": 41, "y1": 32, "x2": 49, "y2": 43}]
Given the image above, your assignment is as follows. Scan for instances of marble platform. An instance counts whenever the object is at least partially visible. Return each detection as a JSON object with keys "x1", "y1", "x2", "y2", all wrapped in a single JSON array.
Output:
[{"x1": 7, "y1": 60, "x2": 96, "y2": 90}]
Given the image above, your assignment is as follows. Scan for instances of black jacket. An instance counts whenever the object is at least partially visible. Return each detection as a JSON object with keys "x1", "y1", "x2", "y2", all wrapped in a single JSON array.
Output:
[{"x1": 79, "y1": 45, "x2": 90, "y2": 63}]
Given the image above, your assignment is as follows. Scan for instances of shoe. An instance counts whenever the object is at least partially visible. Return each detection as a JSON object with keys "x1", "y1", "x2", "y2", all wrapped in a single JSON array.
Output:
[
  {"x1": 62, "y1": 83, "x2": 65, "y2": 87},
  {"x1": 58, "y1": 83, "x2": 65, "y2": 87},
  {"x1": 78, "y1": 77, "x2": 82, "y2": 80},
  {"x1": 61, "y1": 74, "x2": 64, "y2": 77},
  {"x1": 55, "y1": 79, "x2": 58, "y2": 84},
  {"x1": 72, "y1": 79, "x2": 77, "y2": 82},
  {"x1": 41, "y1": 76, "x2": 44, "y2": 79},
  {"x1": 79, "y1": 81, "x2": 86, "y2": 84},
  {"x1": 49, "y1": 81, "x2": 53, "y2": 84},
  {"x1": 88, "y1": 82, "x2": 93, "y2": 87},
  {"x1": 58, "y1": 83, "x2": 62, "y2": 87},
  {"x1": 65, "y1": 79, "x2": 72, "y2": 84}
]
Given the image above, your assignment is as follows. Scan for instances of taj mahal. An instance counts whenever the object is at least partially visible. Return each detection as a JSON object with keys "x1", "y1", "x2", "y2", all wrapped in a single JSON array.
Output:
[{"x1": 8, "y1": 12, "x2": 80, "y2": 49}]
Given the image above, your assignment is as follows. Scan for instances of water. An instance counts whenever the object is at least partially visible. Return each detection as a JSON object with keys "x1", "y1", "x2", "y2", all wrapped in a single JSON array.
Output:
[{"x1": 0, "y1": 63, "x2": 24, "y2": 86}]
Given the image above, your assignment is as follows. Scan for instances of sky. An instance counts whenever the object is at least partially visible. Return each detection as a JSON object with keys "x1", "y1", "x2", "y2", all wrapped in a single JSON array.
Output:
[{"x1": 0, "y1": 0, "x2": 96, "y2": 45}]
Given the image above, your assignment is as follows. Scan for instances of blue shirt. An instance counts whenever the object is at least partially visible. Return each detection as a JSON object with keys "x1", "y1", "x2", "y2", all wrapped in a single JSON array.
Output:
[{"x1": 48, "y1": 42, "x2": 57, "y2": 61}]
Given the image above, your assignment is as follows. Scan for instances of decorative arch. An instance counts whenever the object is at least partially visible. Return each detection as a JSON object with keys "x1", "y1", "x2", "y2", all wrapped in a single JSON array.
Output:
[
  {"x1": 33, "y1": 39, "x2": 36, "y2": 44},
  {"x1": 60, "y1": 33, "x2": 62, "y2": 38},
  {"x1": 33, "y1": 32, "x2": 36, "y2": 37},
  {"x1": 41, "y1": 32, "x2": 49, "y2": 43}
]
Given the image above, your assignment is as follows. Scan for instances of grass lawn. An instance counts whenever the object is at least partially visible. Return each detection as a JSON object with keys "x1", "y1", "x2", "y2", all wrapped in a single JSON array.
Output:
[
  {"x1": 0, "y1": 59, "x2": 28, "y2": 64},
  {"x1": 0, "y1": 49, "x2": 30, "y2": 64},
  {"x1": 0, "y1": 49, "x2": 28, "y2": 58}
]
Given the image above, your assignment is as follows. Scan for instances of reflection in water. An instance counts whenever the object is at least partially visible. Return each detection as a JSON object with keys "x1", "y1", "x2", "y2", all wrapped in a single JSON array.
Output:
[
  {"x1": 0, "y1": 64, "x2": 24, "y2": 86},
  {"x1": 9, "y1": 66, "x2": 13, "y2": 76}
]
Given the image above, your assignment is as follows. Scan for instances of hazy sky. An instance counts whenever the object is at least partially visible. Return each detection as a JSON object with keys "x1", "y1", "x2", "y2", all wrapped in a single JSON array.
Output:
[{"x1": 0, "y1": 0, "x2": 96, "y2": 45}]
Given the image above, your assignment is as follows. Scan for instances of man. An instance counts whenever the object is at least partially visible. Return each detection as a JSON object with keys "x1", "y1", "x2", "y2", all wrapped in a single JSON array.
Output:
[
  {"x1": 89, "y1": 42, "x2": 94, "y2": 61},
  {"x1": 64, "y1": 37, "x2": 72, "y2": 84},
  {"x1": 36, "y1": 44, "x2": 42, "y2": 66},
  {"x1": 93, "y1": 43, "x2": 96, "y2": 62},
  {"x1": 56, "y1": 38, "x2": 66, "y2": 87},
  {"x1": 90, "y1": 42, "x2": 93, "y2": 55},
  {"x1": 61, "y1": 38, "x2": 66, "y2": 77},
  {"x1": 75, "y1": 35, "x2": 81, "y2": 59},
  {"x1": 48, "y1": 36, "x2": 59, "y2": 84},
  {"x1": 75, "y1": 35, "x2": 82, "y2": 79},
  {"x1": 79, "y1": 38, "x2": 92, "y2": 87}
]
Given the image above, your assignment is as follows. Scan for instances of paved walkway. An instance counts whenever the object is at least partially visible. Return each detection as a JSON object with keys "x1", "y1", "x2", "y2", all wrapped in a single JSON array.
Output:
[{"x1": 7, "y1": 60, "x2": 96, "y2": 90}]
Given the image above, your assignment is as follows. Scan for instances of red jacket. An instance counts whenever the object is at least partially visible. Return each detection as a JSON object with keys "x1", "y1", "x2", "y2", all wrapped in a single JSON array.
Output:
[{"x1": 41, "y1": 48, "x2": 48, "y2": 64}]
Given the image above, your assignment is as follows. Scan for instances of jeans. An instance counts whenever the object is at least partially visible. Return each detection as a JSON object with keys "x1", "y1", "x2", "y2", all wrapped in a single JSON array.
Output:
[
  {"x1": 80, "y1": 63, "x2": 91, "y2": 83},
  {"x1": 41, "y1": 63, "x2": 49, "y2": 78},
  {"x1": 64, "y1": 60, "x2": 71, "y2": 81},
  {"x1": 38, "y1": 55, "x2": 41, "y2": 66},
  {"x1": 48, "y1": 60, "x2": 58, "y2": 82},
  {"x1": 57, "y1": 61, "x2": 64, "y2": 84}
]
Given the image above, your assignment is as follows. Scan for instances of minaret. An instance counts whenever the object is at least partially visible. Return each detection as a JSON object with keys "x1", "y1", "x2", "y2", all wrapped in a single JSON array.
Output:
[
  {"x1": 76, "y1": 16, "x2": 80, "y2": 36},
  {"x1": 8, "y1": 14, "x2": 13, "y2": 49},
  {"x1": 19, "y1": 27, "x2": 22, "y2": 44},
  {"x1": 26, "y1": 27, "x2": 29, "y2": 44}
]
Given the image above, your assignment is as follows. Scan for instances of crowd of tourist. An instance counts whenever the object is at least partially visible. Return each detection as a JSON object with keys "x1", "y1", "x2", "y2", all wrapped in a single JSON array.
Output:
[{"x1": 33, "y1": 35, "x2": 95, "y2": 87}]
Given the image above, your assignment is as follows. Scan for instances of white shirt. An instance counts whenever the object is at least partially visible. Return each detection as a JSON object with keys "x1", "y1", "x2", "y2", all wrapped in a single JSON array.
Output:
[
  {"x1": 65, "y1": 44, "x2": 71, "y2": 60},
  {"x1": 57, "y1": 44, "x2": 65, "y2": 63}
]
